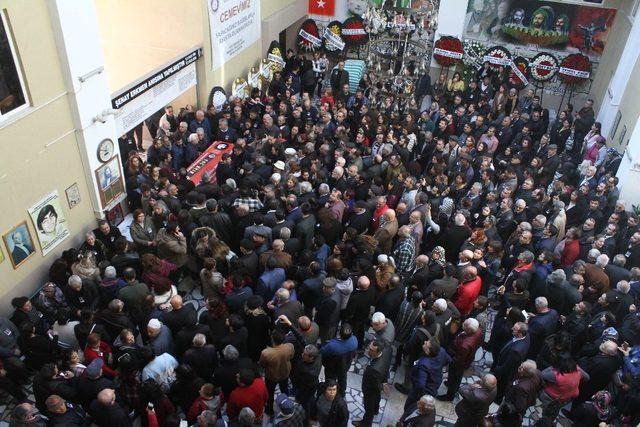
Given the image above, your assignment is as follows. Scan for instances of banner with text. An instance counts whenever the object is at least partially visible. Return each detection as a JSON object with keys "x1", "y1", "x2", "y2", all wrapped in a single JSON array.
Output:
[
  {"x1": 209, "y1": 0, "x2": 261, "y2": 71},
  {"x1": 111, "y1": 50, "x2": 200, "y2": 135}
]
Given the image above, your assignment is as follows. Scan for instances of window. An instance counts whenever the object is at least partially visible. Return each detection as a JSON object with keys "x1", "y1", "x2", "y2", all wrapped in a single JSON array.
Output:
[{"x1": 0, "y1": 9, "x2": 28, "y2": 119}]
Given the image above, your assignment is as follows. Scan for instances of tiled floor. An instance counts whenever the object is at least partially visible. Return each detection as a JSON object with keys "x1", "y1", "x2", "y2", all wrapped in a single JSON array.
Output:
[{"x1": 0, "y1": 280, "x2": 571, "y2": 426}]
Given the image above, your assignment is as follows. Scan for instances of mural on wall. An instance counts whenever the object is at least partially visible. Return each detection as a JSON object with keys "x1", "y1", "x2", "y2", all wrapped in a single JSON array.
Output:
[
  {"x1": 463, "y1": 0, "x2": 616, "y2": 57},
  {"x1": 462, "y1": 0, "x2": 616, "y2": 94}
]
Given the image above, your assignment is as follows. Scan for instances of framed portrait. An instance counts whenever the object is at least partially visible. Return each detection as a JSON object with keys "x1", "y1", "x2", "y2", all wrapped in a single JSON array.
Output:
[
  {"x1": 95, "y1": 155, "x2": 125, "y2": 208},
  {"x1": 28, "y1": 191, "x2": 71, "y2": 256},
  {"x1": 107, "y1": 203, "x2": 125, "y2": 226},
  {"x1": 3, "y1": 221, "x2": 36, "y2": 268},
  {"x1": 65, "y1": 183, "x2": 81, "y2": 209}
]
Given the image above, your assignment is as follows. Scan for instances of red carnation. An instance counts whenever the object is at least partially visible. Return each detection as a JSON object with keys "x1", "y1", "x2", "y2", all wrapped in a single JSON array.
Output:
[
  {"x1": 559, "y1": 54, "x2": 591, "y2": 85},
  {"x1": 433, "y1": 36, "x2": 464, "y2": 67}
]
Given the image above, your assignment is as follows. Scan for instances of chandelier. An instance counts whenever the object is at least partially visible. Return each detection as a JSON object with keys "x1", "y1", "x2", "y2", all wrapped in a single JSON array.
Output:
[{"x1": 363, "y1": 0, "x2": 439, "y2": 111}]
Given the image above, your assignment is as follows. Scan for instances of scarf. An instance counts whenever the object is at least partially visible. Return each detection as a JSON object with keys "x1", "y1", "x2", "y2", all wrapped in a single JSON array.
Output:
[
  {"x1": 431, "y1": 246, "x2": 446, "y2": 267},
  {"x1": 591, "y1": 390, "x2": 612, "y2": 420}
]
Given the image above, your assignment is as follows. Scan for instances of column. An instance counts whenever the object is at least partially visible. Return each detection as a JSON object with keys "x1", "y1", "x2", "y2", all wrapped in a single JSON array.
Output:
[
  {"x1": 616, "y1": 117, "x2": 640, "y2": 209},
  {"x1": 47, "y1": 0, "x2": 123, "y2": 218},
  {"x1": 598, "y1": 14, "x2": 640, "y2": 138}
]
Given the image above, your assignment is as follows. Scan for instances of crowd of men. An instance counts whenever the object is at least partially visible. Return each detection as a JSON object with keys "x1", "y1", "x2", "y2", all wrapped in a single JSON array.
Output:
[{"x1": 2, "y1": 49, "x2": 640, "y2": 427}]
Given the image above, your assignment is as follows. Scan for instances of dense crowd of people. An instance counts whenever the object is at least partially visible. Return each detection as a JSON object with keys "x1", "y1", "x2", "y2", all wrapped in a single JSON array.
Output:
[{"x1": 2, "y1": 49, "x2": 640, "y2": 427}]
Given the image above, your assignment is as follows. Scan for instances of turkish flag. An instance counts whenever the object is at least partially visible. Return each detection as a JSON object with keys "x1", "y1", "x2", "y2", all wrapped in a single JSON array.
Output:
[{"x1": 309, "y1": 0, "x2": 335, "y2": 16}]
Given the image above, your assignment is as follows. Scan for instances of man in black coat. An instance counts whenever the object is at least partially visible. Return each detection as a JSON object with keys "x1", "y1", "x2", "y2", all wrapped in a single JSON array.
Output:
[
  {"x1": 330, "y1": 61, "x2": 349, "y2": 95},
  {"x1": 161, "y1": 295, "x2": 197, "y2": 336},
  {"x1": 453, "y1": 374, "x2": 498, "y2": 427},
  {"x1": 353, "y1": 340, "x2": 392, "y2": 427},
  {"x1": 375, "y1": 275, "x2": 404, "y2": 322},
  {"x1": 491, "y1": 321, "x2": 530, "y2": 403},
  {"x1": 213, "y1": 344, "x2": 257, "y2": 397},
  {"x1": 606, "y1": 254, "x2": 632, "y2": 285},
  {"x1": 343, "y1": 276, "x2": 376, "y2": 351},
  {"x1": 89, "y1": 388, "x2": 132, "y2": 426},
  {"x1": 94, "y1": 220, "x2": 123, "y2": 258},
  {"x1": 441, "y1": 213, "x2": 471, "y2": 262},
  {"x1": 397, "y1": 395, "x2": 437, "y2": 427},
  {"x1": 345, "y1": 201, "x2": 372, "y2": 235},
  {"x1": 199, "y1": 199, "x2": 233, "y2": 244},
  {"x1": 572, "y1": 339, "x2": 621, "y2": 411},
  {"x1": 45, "y1": 395, "x2": 90, "y2": 427},
  {"x1": 183, "y1": 333, "x2": 219, "y2": 381}
]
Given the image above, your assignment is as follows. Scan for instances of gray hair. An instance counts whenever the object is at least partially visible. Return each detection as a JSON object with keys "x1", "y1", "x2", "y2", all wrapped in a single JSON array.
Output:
[
  {"x1": 68, "y1": 275, "x2": 82, "y2": 286},
  {"x1": 521, "y1": 359, "x2": 538, "y2": 376},
  {"x1": 521, "y1": 250, "x2": 535, "y2": 264},
  {"x1": 613, "y1": 254, "x2": 626, "y2": 267},
  {"x1": 238, "y1": 407, "x2": 256, "y2": 426},
  {"x1": 535, "y1": 215, "x2": 547, "y2": 226},
  {"x1": 108, "y1": 299, "x2": 123, "y2": 312},
  {"x1": 547, "y1": 269, "x2": 566, "y2": 285},
  {"x1": 300, "y1": 181, "x2": 313, "y2": 193},
  {"x1": 371, "y1": 312, "x2": 386, "y2": 323},
  {"x1": 419, "y1": 394, "x2": 436, "y2": 411},
  {"x1": 463, "y1": 318, "x2": 479, "y2": 333},
  {"x1": 192, "y1": 333, "x2": 206, "y2": 347},
  {"x1": 519, "y1": 222, "x2": 532, "y2": 232},
  {"x1": 588, "y1": 248, "x2": 601, "y2": 260},
  {"x1": 617, "y1": 280, "x2": 631, "y2": 294},
  {"x1": 596, "y1": 254, "x2": 610, "y2": 268},
  {"x1": 433, "y1": 298, "x2": 447, "y2": 312},
  {"x1": 104, "y1": 266, "x2": 117, "y2": 279},
  {"x1": 304, "y1": 344, "x2": 319, "y2": 359},
  {"x1": 85, "y1": 231, "x2": 95, "y2": 239},
  {"x1": 280, "y1": 227, "x2": 291, "y2": 240},
  {"x1": 454, "y1": 213, "x2": 466, "y2": 226},
  {"x1": 319, "y1": 183, "x2": 330, "y2": 194},
  {"x1": 276, "y1": 288, "x2": 290, "y2": 303},
  {"x1": 535, "y1": 297, "x2": 548, "y2": 310},
  {"x1": 222, "y1": 345, "x2": 239, "y2": 361},
  {"x1": 515, "y1": 199, "x2": 526, "y2": 208}
]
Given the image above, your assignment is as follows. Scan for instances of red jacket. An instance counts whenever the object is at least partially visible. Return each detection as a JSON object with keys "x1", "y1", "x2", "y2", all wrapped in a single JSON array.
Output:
[
  {"x1": 84, "y1": 341, "x2": 117, "y2": 377},
  {"x1": 448, "y1": 329, "x2": 483, "y2": 369},
  {"x1": 226, "y1": 377, "x2": 268, "y2": 422},
  {"x1": 371, "y1": 204, "x2": 389, "y2": 231},
  {"x1": 454, "y1": 277, "x2": 482, "y2": 317},
  {"x1": 544, "y1": 369, "x2": 582, "y2": 402},
  {"x1": 561, "y1": 239, "x2": 580, "y2": 267}
]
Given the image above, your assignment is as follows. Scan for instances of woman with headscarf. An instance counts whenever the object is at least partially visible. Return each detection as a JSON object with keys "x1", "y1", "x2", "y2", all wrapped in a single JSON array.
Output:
[
  {"x1": 425, "y1": 246, "x2": 446, "y2": 286},
  {"x1": 571, "y1": 390, "x2": 615, "y2": 426}
]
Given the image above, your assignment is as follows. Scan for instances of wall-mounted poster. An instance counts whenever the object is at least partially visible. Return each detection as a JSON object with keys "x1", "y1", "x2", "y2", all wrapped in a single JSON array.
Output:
[
  {"x1": 65, "y1": 183, "x2": 81, "y2": 209},
  {"x1": 95, "y1": 155, "x2": 125, "y2": 209},
  {"x1": 28, "y1": 191, "x2": 70, "y2": 257},
  {"x1": 208, "y1": 0, "x2": 261, "y2": 71},
  {"x1": 3, "y1": 221, "x2": 35, "y2": 268},
  {"x1": 463, "y1": 0, "x2": 616, "y2": 58}
]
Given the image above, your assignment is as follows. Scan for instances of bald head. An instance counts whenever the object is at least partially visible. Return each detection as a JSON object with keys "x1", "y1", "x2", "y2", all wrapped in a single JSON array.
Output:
[
  {"x1": 97, "y1": 388, "x2": 116, "y2": 405},
  {"x1": 483, "y1": 374, "x2": 497, "y2": 389},
  {"x1": 170, "y1": 295, "x2": 183, "y2": 310},
  {"x1": 385, "y1": 209, "x2": 396, "y2": 221},
  {"x1": 416, "y1": 254, "x2": 429, "y2": 267},
  {"x1": 298, "y1": 316, "x2": 311, "y2": 330},
  {"x1": 358, "y1": 275, "x2": 371, "y2": 290}
]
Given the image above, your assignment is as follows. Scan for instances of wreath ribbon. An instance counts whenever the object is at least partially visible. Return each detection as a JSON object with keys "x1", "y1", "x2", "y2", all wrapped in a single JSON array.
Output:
[
  {"x1": 233, "y1": 82, "x2": 248, "y2": 99},
  {"x1": 559, "y1": 67, "x2": 590, "y2": 79},
  {"x1": 342, "y1": 28, "x2": 367, "y2": 35},
  {"x1": 433, "y1": 48, "x2": 463, "y2": 59},
  {"x1": 324, "y1": 28, "x2": 345, "y2": 50},
  {"x1": 268, "y1": 53, "x2": 285, "y2": 67},
  {"x1": 299, "y1": 29, "x2": 322, "y2": 47},
  {"x1": 510, "y1": 60, "x2": 529, "y2": 86},
  {"x1": 483, "y1": 55, "x2": 512, "y2": 66}
]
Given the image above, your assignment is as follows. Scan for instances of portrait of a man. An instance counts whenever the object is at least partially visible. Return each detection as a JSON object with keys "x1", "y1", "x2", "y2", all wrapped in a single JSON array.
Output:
[{"x1": 3, "y1": 222, "x2": 35, "y2": 268}]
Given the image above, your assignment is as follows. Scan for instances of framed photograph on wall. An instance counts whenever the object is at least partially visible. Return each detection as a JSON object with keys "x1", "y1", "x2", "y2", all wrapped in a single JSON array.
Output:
[
  {"x1": 28, "y1": 191, "x2": 71, "y2": 256},
  {"x1": 95, "y1": 155, "x2": 125, "y2": 208},
  {"x1": 3, "y1": 221, "x2": 36, "y2": 269},
  {"x1": 65, "y1": 183, "x2": 81, "y2": 209}
]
